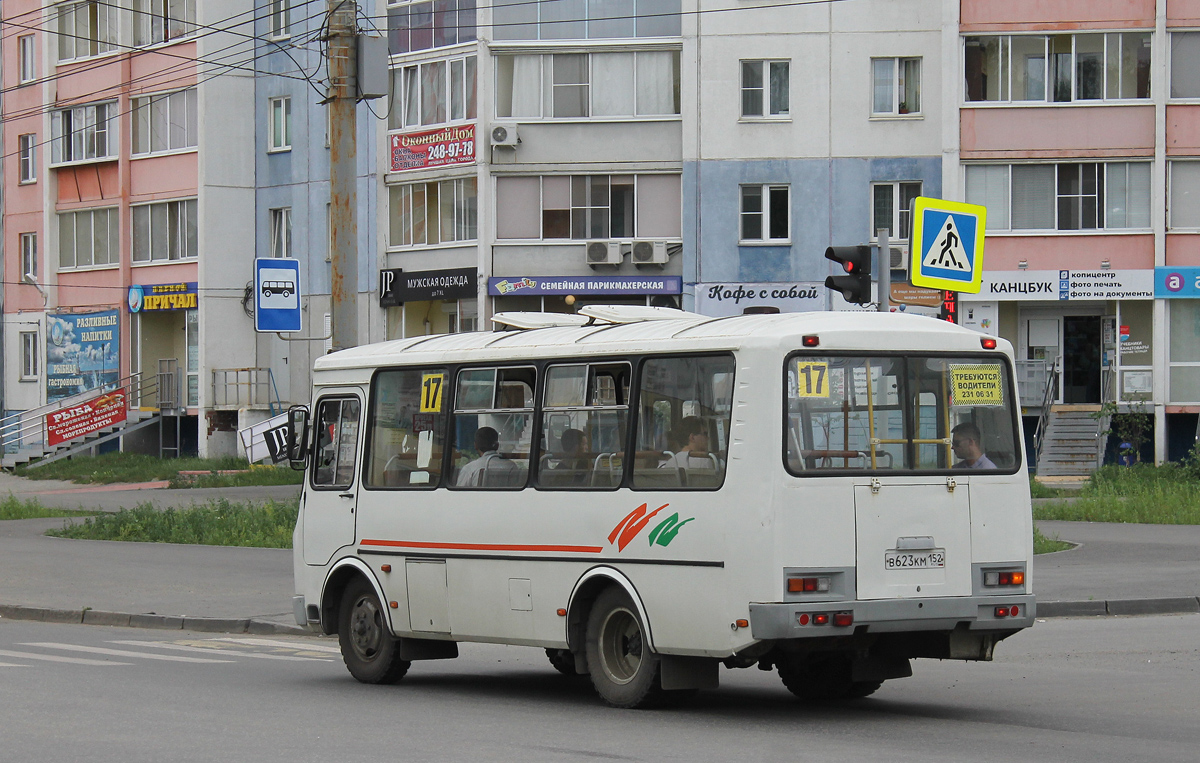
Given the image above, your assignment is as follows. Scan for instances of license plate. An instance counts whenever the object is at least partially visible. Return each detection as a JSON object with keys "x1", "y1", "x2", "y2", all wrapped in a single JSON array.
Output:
[{"x1": 885, "y1": 549, "x2": 946, "y2": 569}]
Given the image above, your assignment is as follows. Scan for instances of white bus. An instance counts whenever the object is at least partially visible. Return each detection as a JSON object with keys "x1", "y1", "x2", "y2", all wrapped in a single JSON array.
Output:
[{"x1": 287, "y1": 306, "x2": 1034, "y2": 708}]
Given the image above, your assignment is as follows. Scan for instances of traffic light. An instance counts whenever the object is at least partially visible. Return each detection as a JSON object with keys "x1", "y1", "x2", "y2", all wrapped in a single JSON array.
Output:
[{"x1": 824, "y1": 245, "x2": 873, "y2": 304}]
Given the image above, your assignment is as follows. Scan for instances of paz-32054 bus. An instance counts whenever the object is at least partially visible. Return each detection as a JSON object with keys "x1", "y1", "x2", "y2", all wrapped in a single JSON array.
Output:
[{"x1": 286, "y1": 306, "x2": 1034, "y2": 708}]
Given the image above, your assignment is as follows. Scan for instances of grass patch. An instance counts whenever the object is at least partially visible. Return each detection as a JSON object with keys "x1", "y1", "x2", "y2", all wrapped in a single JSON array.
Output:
[
  {"x1": 1033, "y1": 524, "x2": 1073, "y2": 554},
  {"x1": 1029, "y1": 479, "x2": 1065, "y2": 499},
  {"x1": 47, "y1": 498, "x2": 299, "y2": 548},
  {"x1": 167, "y1": 466, "x2": 303, "y2": 489},
  {"x1": 15, "y1": 452, "x2": 300, "y2": 487},
  {"x1": 0, "y1": 495, "x2": 98, "y2": 521},
  {"x1": 1033, "y1": 463, "x2": 1200, "y2": 525}
]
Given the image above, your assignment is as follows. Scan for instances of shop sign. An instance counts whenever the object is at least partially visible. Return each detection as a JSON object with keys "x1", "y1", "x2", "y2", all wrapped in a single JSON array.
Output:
[
  {"x1": 389, "y1": 125, "x2": 476, "y2": 173},
  {"x1": 46, "y1": 310, "x2": 121, "y2": 403},
  {"x1": 128, "y1": 282, "x2": 198, "y2": 312},
  {"x1": 694, "y1": 282, "x2": 823, "y2": 316},
  {"x1": 380, "y1": 267, "x2": 477, "y2": 307},
  {"x1": 46, "y1": 388, "x2": 127, "y2": 447},
  {"x1": 238, "y1": 411, "x2": 290, "y2": 464},
  {"x1": 488, "y1": 276, "x2": 682, "y2": 296},
  {"x1": 1155, "y1": 266, "x2": 1200, "y2": 298},
  {"x1": 965, "y1": 270, "x2": 1153, "y2": 301}
]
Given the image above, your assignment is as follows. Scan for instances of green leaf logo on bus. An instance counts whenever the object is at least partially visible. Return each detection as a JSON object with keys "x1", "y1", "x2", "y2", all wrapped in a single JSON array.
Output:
[{"x1": 608, "y1": 504, "x2": 694, "y2": 551}]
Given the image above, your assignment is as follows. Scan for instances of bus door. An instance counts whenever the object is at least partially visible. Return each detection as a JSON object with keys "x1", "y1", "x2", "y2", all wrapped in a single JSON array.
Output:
[{"x1": 304, "y1": 392, "x2": 363, "y2": 565}]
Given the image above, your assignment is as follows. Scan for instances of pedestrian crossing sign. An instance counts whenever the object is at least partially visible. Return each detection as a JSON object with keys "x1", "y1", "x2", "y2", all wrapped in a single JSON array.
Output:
[{"x1": 909, "y1": 197, "x2": 986, "y2": 293}]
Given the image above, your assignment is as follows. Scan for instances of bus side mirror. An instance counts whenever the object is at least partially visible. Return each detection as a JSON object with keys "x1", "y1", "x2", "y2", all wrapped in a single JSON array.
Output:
[{"x1": 287, "y1": 405, "x2": 310, "y2": 471}]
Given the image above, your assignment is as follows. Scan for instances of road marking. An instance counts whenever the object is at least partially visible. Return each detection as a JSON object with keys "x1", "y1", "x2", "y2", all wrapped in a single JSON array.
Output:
[
  {"x1": 211, "y1": 637, "x2": 341, "y2": 654},
  {"x1": 0, "y1": 661, "x2": 30, "y2": 667},
  {"x1": 21, "y1": 643, "x2": 235, "y2": 664},
  {"x1": 110, "y1": 640, "x2": 332, "y2": 662},
  {"x1": 0, "y1": 648, "x2": 128, "y2": 666}
]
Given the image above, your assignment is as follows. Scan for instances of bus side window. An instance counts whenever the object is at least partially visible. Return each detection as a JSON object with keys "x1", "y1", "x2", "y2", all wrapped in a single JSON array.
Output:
[
  {"x1": 364, "y1": 368, "x2": 448, "y2": 488},
  {"x1": 312, "y1": 397, "x2": 361, "y2": 488},
  {"x1": 451, "y1": 366, "x2": 535, "y2": 489},
  {"x1": 536, "y1": 363, "x2": 629, "y2": 489}
]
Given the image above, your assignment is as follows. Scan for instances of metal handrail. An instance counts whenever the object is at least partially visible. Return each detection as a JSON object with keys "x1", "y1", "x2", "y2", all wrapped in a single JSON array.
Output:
[
  {"x1": 1032, "y1": 357, "x2": 1062, "y2": 472},
  {"x1": 1, "y1": 373, "x2": 159, "y2": 452}
]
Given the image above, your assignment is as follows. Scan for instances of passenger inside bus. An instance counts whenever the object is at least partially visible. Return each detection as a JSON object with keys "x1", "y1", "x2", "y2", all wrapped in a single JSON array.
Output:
[
  {"x1": 658, "y1": 416, "x2": 723, "y2": 485},
  {"x1": 544, "y1": 428, "x2": 590, "y2": 486},
  {"x1": 951, "y1": 422, "x2": 997, "y2": 469},
  {"x1": 456, "y1": 426, "x2": 521, "y2": 486}
]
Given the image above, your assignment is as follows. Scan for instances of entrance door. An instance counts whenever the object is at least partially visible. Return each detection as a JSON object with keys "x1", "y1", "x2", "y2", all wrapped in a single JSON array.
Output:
[
  {"x1": 1062, "y1": 316, "x2": 1102, "y2": 404},
  {"x1": 303, "y1": 392, "x2": 362, "y2": 565}
]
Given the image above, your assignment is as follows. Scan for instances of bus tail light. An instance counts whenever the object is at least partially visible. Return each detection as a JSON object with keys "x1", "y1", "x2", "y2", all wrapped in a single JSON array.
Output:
[
  {"x1": 787, "y1": 576, "x2": 830, "y2": 593},
  {"x1": 981, "y1": 337, "x2": 998, "y2": 349},
  {"x1": 812, "y1": 613, "x2": 830, "y2": 626},
  {"x1": 984, "y1": 569, "x2": 1025, "y2": 587},
  {"x1": 802, "y1": 335, "x2": 820, "y2": 347},
  {"x1": 833, "y1": 612, "x2": 853, "y2": 627}
]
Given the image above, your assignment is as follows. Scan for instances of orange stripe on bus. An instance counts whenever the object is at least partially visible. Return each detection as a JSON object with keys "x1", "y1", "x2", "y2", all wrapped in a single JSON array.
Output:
[{"x1": 360, "y1": 539, "x2": 605, "y2": 554}]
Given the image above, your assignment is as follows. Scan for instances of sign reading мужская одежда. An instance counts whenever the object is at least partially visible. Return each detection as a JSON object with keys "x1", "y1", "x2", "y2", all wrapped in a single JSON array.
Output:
[{"x1": 960, "y1": 270, "x2": 1155, "y2": 301}]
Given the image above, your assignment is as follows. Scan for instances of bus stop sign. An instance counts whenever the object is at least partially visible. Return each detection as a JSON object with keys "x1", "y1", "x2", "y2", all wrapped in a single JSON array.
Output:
[
  {"x1": 255, "y1": 258, "x2": 302, "y2": 332},
  {"x1": 909, "y1": 197, "x2": 986, "y2": 294}
]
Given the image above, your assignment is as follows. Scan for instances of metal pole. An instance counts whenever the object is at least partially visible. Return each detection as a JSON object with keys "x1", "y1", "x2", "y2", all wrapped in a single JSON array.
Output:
[
  {"x1": 876, "y1": 228, "x2": 890, "y2": 313},
  {"x1": 328, "y1": 0, "x2": 358, "y2": 352}
]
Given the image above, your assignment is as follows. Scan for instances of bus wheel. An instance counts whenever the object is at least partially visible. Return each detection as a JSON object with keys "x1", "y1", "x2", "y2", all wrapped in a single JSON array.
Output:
[
  {"x1": 338, "y1": 578, "x2": 410, "y2": 684},
  {"x1": 545, "y1": 648, "x2": 579, "y2": 676},
  {"x1": 777, "y1": 654, "x2": 855, "y2": 702},
  {"x1": 585, "y1": 587, "x2": 661, "y2": 708}
]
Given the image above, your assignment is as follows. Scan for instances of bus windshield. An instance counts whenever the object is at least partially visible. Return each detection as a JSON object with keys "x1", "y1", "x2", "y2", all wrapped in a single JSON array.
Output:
[{"x1": 786, "y1": 353, "x2": 1019, "y2": 474}]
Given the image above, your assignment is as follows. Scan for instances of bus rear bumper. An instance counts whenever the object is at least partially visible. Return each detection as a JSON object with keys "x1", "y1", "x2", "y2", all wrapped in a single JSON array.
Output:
[{"x1": 748, "y1": 594, "x2": 1036, "y2": 640}]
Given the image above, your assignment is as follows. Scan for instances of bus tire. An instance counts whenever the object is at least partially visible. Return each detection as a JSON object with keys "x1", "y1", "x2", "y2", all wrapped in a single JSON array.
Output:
[
  {"x1": 777, "y1": 654, "x2": 854, "y2": 702},
  {"x1": 585, "y1": 587, "x2": 662, "y2": 708},
  {"x1": 545, "y1": 648, "x2": 579, "y2": 676},
  {"x1": 338, "y1": 577, "x2": 410, "y2": 684}
]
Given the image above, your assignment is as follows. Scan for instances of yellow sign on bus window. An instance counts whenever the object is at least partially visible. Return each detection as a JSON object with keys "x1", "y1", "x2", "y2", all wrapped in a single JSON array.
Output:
[
  {"x1": 950, "y1": 364, "x2": 1003, "y2": 407},
  {"x1": 420, "y1": 373, "x2": 445, "y2": 412},
  {"x1": 795, "y1": 361, "x2": 830, "y2": 398}
]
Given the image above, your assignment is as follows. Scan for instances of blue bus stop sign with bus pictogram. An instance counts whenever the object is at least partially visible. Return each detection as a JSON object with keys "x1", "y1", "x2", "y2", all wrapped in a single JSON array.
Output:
[
  {"x1": 255, "y1": 258, "x2": 302, "y2": 333},
  {"x1": 909, "y1": 197, "x2": 986, "y2": 294}
]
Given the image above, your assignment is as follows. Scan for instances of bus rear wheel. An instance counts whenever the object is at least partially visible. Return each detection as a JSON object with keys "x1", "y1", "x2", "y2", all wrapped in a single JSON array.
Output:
[
  {"x1": 585, "y1": 588, "x2": 662, "y2": 708},
  {"x1": 338, "y1": 578, "x2": 410, "y2": 684},
  {"x1": 778, "y1": 653, "x2": 880, "y2": 702}
]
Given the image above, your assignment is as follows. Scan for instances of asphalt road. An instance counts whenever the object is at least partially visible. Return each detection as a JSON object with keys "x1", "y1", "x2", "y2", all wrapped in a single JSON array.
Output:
[{"x1": 2, "y1": 615, "x2": 1197, "y2": 763}]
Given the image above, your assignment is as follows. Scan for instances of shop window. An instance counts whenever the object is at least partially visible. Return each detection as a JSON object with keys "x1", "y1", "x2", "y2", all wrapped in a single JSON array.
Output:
[
  {"x1": 1169, "y1": 301, "x2": 1200, "y2": 402},
  {"x1": 964, "y1": 33, "x2": 1150, "y2": 103}
]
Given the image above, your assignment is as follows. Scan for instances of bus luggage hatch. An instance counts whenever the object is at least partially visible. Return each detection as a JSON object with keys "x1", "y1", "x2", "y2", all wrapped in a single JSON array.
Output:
[{"x1": 853, "y1": 484, "x2": 972, "y2": 600}]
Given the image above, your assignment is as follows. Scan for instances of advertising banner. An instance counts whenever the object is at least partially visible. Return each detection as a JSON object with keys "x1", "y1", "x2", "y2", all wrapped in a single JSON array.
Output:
[
  {"x1": 488, "y1": 276, "x2": 682, "y2": 296},
  {"x1": 238, "y1": 411, "x2": 290, "y2": 464},
  {"x1": 389, "y1": 125, "x2": 476, "y2": 173},
  {"x1": 46, "y1": 388, "x2": 127, "y2": 447},
  {"x1": 963, "y1": 270, "x2": 1154, "y2": 301},
  {"x1": 1155, "y1": 266, "x2": 1200, "y2": 298},
  {"x1": 46, "y1": 310, "x2": 121, "y2": 403},
  {"x1": 380, "y1": 267, "x2": 476, "y2": 306},
  {"x1": 127, "y1": 282, "x2": 198, "y2": 312},
  {"x1": 694, "y1": 282, "x2": 824, "y2": 316}
]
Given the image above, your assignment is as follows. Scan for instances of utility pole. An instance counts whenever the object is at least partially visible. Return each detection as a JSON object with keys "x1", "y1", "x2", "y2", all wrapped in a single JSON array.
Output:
[
  {"x1": 876, "y1": 228, "x2": 890, "y2": 313},
  {"x1": 327, "y1": 0, "x2": 358, "y2": 352}
]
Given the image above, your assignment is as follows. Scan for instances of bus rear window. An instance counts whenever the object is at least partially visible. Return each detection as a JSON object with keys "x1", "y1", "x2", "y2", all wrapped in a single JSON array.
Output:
[{"x1": 785, "y1": 354, "x2": 1018, "y2": 474}]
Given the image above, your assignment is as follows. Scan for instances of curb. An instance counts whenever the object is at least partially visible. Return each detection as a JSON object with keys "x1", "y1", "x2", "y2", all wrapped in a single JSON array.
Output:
[
  {"x1": 0, "y1": 603, "x2": 314, "y2": 637},
  {"x1": 1038, "y1": 596, "x2": 1200, "y2": 618}
]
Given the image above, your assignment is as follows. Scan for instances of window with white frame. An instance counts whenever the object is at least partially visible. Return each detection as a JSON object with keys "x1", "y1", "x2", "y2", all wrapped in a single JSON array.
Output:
[
  {"x1": 269, "y1": 97, "x2": 292, "y2": 151},
  {"x1": 20, "y1": 332, "x2": 39, "y2": 380},
  {"x1": 132, "y1": 199, "x2": 198, "y2": 262},
  {"x1": 965, "y1": 162, "x2": 1151, "y2": 231},
  {"x1": 389, "y1": 178, "x2": 477, "y2": 247},
  {"x1": 50, "y1": 102, "x2": 118, "y2": 165},
  {"x1": 389, "y1": 55, "x2": 477, "y2": 130},
  {"x1": 491, "y1": 0, "x2": 679, "y2": 42},
  {"x1": 872, "y1": 182, "x2": 922, "y2": 240},
  {"x1": 132, "y1": 0, "x2": 197, "y2": 46},
  {"x1": 1169, "y1": 300, "x2": 1200, "y2": 401},
  {"x1": 1169, "y1": 161, "x2": 1200, "y2": 228},
  {"x1": 388, "y1": 0, "x2": 477, "y2": 54},
  {"x1": 132, "y1": 89, "x2": 197, "y2": 155},
  {"x1": 21, "y1": 233, "x2": 38, "y2": 281},
  {"x1": 495, "y1": 174, "x2": 681, "y2": 240},
  {"x1": 872, "y1": 57, "x2": 921, "y2": 115},
  {"x1": 269, "y1": 0, "x2": 291, "y2": 38},
  {"x1": 740, "y1": 184, "x2": 790, "y2": 243},
  {"x1": 495, "y1": 52, "x2": 681, "y2": 119},
  {"x1": 964, "y1": 33, "x2": 1151, "y2": 103},
  {"x1": 741, "y1": 60, "x2": 789, "y2": 118},
  {"x1": 59, "y1": 207, "x2": 119, "y2": 268},
  {"x1": 19, "y1": 35, "x2": 36, "y2": 83},
  {"x1": 1171, "y1": 32, "x2": 1200, "y2": 99},
  {"x1": 270, "y1": 207, "x2": 292, "y2": 258},
  {"x1": 18, "y1": 134, "x2": 37, "y2": 183},
  {"x1": 57, "y1": 1, "x2": 120, "y2": 61}
]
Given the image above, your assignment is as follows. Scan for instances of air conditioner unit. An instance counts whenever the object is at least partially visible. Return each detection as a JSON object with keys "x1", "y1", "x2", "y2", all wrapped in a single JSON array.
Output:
[
  {"x1": 586, "y1": 241, "x2": 622, "y2": 266},
  {"x1": 889, "y1": 245, "x2": 909, "y2": 272},
  {"x1": 631, "y1": 240, "x2": 668, "y2": 265},
  {"x1": 490, "y1": 123, "x2": 519, "y2": 147}
]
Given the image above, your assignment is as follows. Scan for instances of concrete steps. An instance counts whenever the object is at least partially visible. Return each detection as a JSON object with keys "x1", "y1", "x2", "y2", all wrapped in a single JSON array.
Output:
[{"x1": 1036, "y1": 406, "x2": 1106, "y2": 478}]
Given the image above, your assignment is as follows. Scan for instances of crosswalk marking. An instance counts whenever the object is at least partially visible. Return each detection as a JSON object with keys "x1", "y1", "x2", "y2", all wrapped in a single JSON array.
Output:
[
  {"x1": 110, "y1": 640, "x2": 332, "y2": 662},
  {"x1": 212, "y1": 637, "x2": 341, "y2": 654},
  {"x1": 0, "y1": 648, "x2": 128, "y2": 666},
  {"x1": 21, "y1": 643, "x2": 235, "y2": 664}
]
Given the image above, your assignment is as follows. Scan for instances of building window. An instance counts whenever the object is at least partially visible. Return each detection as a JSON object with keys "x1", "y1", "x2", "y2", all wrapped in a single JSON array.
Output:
[
  {"x1": 872, "y1": 57, "x2": 921, "y2": 115},
  {"x1": 57, "y1": 1, "x2": 120, "y2": 61},
  {"x1": 18, "y1": 35, "x2": 36, "y2": 83},
  {"x1": 490, "y1": 0, "x2": 679, "y2": 42},
  {"x1": 18, "y1": 134, "x2": 37, "y2": 183},
  {"x1": 132, "y1": 0, "x2": 197, "y2": 46},
  {"x1": 389, "y1": 178, "x2": 477, "y2": 247},
  {"x1": 186, "y1": 309, "x2": 199, "y2": 406},
  {"x1": 390, "y1": 55, "x2": 477, "y2": 130},
  {"x1": 965, "y1": 33, "x2": 1151, "y2": 103},
  {"x1": 20, "y1": 332, "x2": 39, "y2": 380},
  {"x1": 132, "y1": 199, "x2": 198, "y2": 262},
  {"x1": 269, "y1": 0, "x2": 291, "y2": 38},
  {"x1": 1172, "y1": 32, "x2": 1200, "y2": 99},
  {"x1": 740, "y1": 184, "x2": 790, "y2": 243},
  {"x1": 270, "y1": 207, "x2": 292, "y2": 258},
  {"x1": 269, "y1": 97, "x2": 292, "y2": 152},
  {"x1": 872, "y1": 182, "x2": 922, "y2": 240},
  {"x1": 132, "y1": 89, "x2": 198, "y2": 155},
  {"x1": 50, "y1": 102, "x2": 118, "y2": 165},
  {"x1": 495, "y1": 52, "x2": 681, "y2": 119},
  {"x1": 59, "y1": 207, "x2": 119, "y2": 269},
  {"x1": 1170, "y1": 162, "x2": 1200, "y2": 229},
  {"x1": 388, "y1": 0, "x2": 477, "y2": 54},
  {"x1": 21, "y1": 233, "x2": 38, "y2": 281},
  {"x1": 741, "y1": 60, "x2": 789, "y2": 118},
  {"x1": 1170, "y1": 300, "x2": 1200, "y2": 401},
  {"x1": 965, "y1": 162, "x2": 1151, "y2": 231},
  {"x1": 496, "y1": 174, "x2": 681, "y2": 240}
]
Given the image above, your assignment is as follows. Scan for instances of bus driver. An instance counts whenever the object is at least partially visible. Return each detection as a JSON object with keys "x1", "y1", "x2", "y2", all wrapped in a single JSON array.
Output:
[{"x1": 951, "y1": 422, "x2": 997, "y2": 469}]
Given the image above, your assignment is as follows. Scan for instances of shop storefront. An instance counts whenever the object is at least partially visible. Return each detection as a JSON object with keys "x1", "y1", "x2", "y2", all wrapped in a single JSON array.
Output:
[
  {"x1": 127, "y1": 281, "x2": 199, "y2": 408},
  {"x1": 381, "y1": 267, "x2": 478, "y2": 338}
]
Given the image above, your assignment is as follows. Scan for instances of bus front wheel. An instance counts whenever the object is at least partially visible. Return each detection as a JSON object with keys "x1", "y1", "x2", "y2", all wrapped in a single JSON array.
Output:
[
  {"x1": 338, "y1": 577, "x2": 410, "y2": 684},
  {"x1": 585, "y1": 587, "x2": 662, "y2": 708}
]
